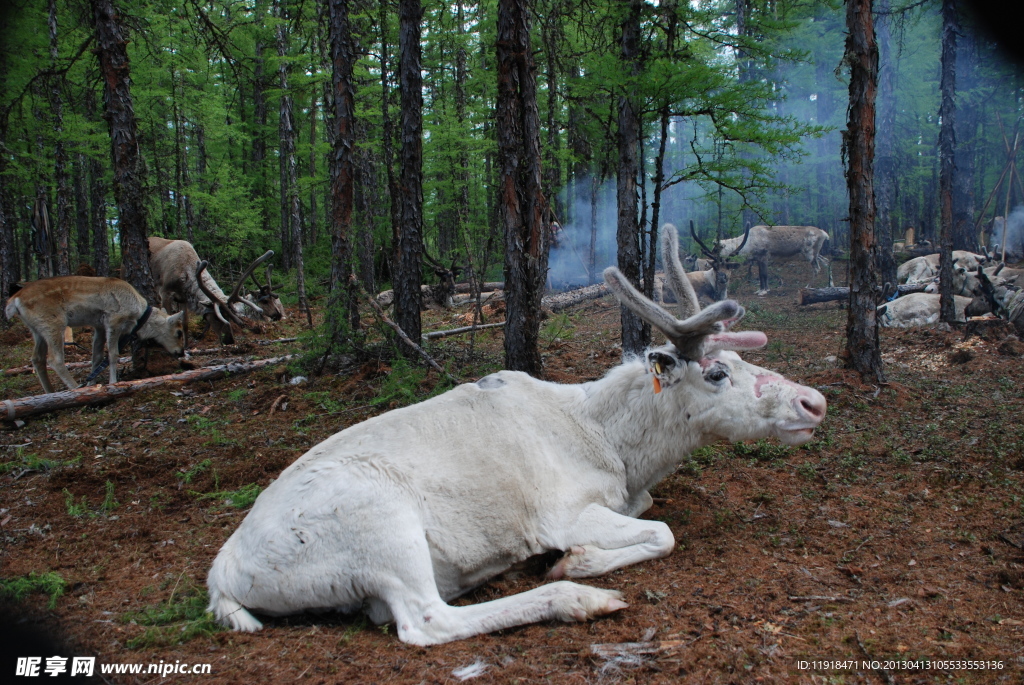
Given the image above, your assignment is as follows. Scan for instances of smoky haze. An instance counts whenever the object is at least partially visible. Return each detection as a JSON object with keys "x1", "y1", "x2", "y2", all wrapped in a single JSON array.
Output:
[{"x1": 992, "y1": 207, "x2": 1024, "y2": 262}]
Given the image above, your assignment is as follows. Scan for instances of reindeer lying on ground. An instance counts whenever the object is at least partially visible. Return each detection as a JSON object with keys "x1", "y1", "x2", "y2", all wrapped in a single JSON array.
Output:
[
  {"x1": 716, "y1": 224, "x2": 829, "y2": 295},
  {"x1": 655, "y1": 222, "x2": 735, "y2": 306},
  {"x1": 206, "y1": 223, "x2": 827, "y2": 645},
  {"x1": 877, "y1": 292, "x2": 973, "y2": 328},
  {"x1": 897, "y1": 251, "x2": 988, "y2": 285},
  {"x1": 5, "y1": 277, "x2": 185, "y2": 393},
  {"x1": 148, "y1": 237, "x2": 279, "y2": 343}
]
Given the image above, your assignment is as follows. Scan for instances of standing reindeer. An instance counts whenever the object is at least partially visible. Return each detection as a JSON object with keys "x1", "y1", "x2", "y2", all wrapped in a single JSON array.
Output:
[
  {"x1": 5, "y1": 277, "x2": 185, "y2": 393},
  {"x1": 715, "y1": 224, "x2": 829, "y2": 295},
  {"x1": 206, "y1": 224, "x2": 826, "y2": 645},
  {"x1": 148, "y1": 237, "x2": 279, "y2": 344}
]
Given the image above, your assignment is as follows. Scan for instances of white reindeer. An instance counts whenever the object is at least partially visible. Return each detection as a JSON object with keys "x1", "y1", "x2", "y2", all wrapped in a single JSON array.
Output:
[
  {"x1": 206, "y1": 224, "x2": 826, "y2": 645},
  {"x1": 5, "y1": 276, "x2": 185, "y2": 393},
  {"x1": 716, "y1": 224, "x2": 829, "y2": 295}
]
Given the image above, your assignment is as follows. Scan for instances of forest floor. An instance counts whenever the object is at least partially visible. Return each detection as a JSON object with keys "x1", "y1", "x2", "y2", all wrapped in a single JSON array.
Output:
[{"x1": 2, "y1": 261, "x2": 1024, "y2": 684}]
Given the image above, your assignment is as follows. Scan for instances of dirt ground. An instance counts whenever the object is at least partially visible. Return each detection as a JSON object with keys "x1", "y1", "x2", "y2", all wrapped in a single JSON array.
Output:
[{"x1": 2, "y1": 261, "x2": 1024, "y2": 684}]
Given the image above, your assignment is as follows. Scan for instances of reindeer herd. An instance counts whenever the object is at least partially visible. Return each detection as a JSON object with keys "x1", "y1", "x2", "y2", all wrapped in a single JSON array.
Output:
[
  {"x1": 5, "y1": 240, "x2": 284, "y2": 393},
  {"x1": 6, "y1": 217, "x2": 1024, "y2": 646}
]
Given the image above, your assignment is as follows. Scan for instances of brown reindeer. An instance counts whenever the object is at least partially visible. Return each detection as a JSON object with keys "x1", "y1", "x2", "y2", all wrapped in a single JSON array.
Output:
[{"x1": 5, "y1": 277, "x2": 184, "y2": 393}]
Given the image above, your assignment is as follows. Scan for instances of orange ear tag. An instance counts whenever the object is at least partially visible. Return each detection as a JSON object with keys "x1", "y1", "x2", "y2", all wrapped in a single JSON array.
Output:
[{"x1": 652, "y1": 376, "x2": 662, "y2": 394}]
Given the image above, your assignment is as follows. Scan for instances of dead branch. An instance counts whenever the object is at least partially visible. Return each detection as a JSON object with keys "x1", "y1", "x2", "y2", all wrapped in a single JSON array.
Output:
[
  {"x1": 788, "y1": 595, "x2": 856, "y2": 603},
  {"x1": 423, "y1": 322, "x2": 506, "y2": 340},
  {"x1": 2, "y1": 356, "x2": 296, "y2": 423},
  {"x1": 353, "y1": 276, "x2": 458, "y2": 384}
]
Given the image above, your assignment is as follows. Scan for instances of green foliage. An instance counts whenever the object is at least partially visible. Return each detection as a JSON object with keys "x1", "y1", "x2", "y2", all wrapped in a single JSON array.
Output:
[
  {"x1": 123, "y1": 580, "x2": 223, "y2": 648},
  {"x1": 100, "y1": 481, "x2": 119, "y2": 514},
  {"x1": 63, "y1": 489, "x2": 89, "y2": 518},
  {"x1": 370, "y1": 358, "x2": 450, "y2": 408},
  {"x1": 194, "y1": 483, "x2": 263, "y2": 509},
  {"x1": 0, "y1": 451, "x2": 78, "y2": 475},
  {"x1": 177, "y1": 459, "x2": 213, "y2": 485},
  {"x1": 730, "y1": 439, "x2": 791, "y2": 463},
  {"x1": 0, "y1": 571, "x2": 66, "y2": 609}
]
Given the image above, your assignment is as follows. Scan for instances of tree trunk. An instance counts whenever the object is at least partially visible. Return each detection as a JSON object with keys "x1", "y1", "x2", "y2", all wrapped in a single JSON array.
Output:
[
  {"x1": 276, "y1": 3, "x2": 310, "y2": 326},
  {"x1": 842, "y1": 0, "x2": 884, "y2": 382},
  {"x1": 874, "y1": 0, "x2": 898, "y2": 287},
  {"x1": 497, "y1": 0, "x2": 551, "y2": 375},
  {"x1": 617, "y1": 0, "x2": 647, "y2": 355},
  {"x1": 49, "y1": 0, "x2": 71, "y2": 276},
  {"x1": 394, "y1": 0, "x2": 424, "y2": 349},
  {"x1": 952, "y1": 18, "x2": 976, "y2": 251},
  {"x1": 91, "y1": 0, "x2": 156, "y2": 302},
  {"x1": 89, "y1": 156, "x2": 110, "y2": 277},
  {"x1": 73, "y1": 153, "x2": 91, "y2": 268},
  {"x1": 308, "y1": 89, "x2": 318, "y2": 247},
  {"x1": 326, "y1": 0, "x2": 359, "y2": 343},
  {"x1": 938, "y1": 0, "x2": 958, "y2": 323}
]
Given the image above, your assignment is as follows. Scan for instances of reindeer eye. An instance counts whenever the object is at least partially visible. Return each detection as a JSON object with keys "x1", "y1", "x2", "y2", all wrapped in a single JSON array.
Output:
[{"x1": 704, "y1": 365, "x2": 729, "y2": 384}]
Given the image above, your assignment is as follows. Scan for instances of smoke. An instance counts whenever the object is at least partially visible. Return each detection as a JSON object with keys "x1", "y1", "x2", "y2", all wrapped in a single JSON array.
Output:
[
  {"x1": 547, "y1": 179, "x2": 618, "y2": 290},
  {"x1": 992, "y1": 206, "x2": 1024, "y2": 262}
]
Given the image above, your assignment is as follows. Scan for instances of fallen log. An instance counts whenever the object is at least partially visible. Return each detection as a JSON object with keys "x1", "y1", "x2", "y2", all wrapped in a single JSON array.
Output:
[
  {"x1": 797, "y1": 282, "x2": 931, "y2": 306},
  {"x1": 453, "y1": 281, "x2": 504, "y2": 294},
  {"x1": 542, "y1": 283, "x2": 609, "y2": 312},
  {"x1": 1, "y1": 355, "x2": 296, "y2": 423},
  {"x1": 184, "y1": 337, "x2": 299, "y2": 356},
  {"x1": 423, "y1": 322, "x2": 505, "y2": 340}
]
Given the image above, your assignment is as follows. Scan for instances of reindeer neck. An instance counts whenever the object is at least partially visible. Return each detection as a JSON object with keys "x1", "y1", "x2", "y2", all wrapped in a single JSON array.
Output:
[{"x1": 579, "y1": 359, "x2": 703, "y2": 499}]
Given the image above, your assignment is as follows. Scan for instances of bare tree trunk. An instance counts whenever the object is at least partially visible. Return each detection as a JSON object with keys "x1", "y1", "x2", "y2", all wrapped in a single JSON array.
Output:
[
  {"x1": 938, "y1": 0, "x2": 958, "y2": 323},
  {"x1": 616, "y1": 0, "x2": 647, "y2": 355},
  {"x1": 842, "y1": 0, "x2": 884, "y2": 382},
  {"x1": 276, "y1": 2, "x2": 310, "y2": 325},
  {"x1": 308, "y1": 89, "x2": 318, "y2": 247},
  {"x1": 0, "y1": 177, "x2": 13, "y2": 324},
  {"x1": 326, "y1": 0, "x2": 359, "y2": 341},
  {"x1": 89, "y1": 157, "x2": 109, "y2": 277},
  {"x1": 73, "y1": 153, "x2": 91, "y2": 267},
  {"x1": 874, "y1": 0, "x2": 898, "y2": 287},
  {"x1": 952, "y1": 18, "x2": 976, "y2": 251},
  {"x1": 394, "y1": 0, "x2": 424, "y2": 349},
  {"x1": 91, "y1": 0, "x2": 155, "y2": 302},
  {"x1": 48, "y1": 0, "x2": 71, "y2": 276},
  {"x1": 497, "y1": 0, "x2": 551, "y2": 375}
]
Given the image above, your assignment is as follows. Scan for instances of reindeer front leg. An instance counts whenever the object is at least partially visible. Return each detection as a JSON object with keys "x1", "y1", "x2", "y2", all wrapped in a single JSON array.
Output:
[
  {"x1": 104, "y1": 325, "x2": 121, "y2": 385},
  {"x1": 547, "y1": 503, "x2": 675, "y2": 580}
]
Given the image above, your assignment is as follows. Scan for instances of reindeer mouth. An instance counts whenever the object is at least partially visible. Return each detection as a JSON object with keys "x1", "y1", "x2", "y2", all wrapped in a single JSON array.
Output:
[{"x1": 776, "y1": 425, "x2": 817, "y2": 446}]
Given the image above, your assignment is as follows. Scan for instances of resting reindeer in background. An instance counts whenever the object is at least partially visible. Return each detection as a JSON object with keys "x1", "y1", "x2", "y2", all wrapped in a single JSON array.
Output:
[
  {"x1": 148, "y1": 237, "x2": 278, "y2": 344},
  {"x1": 716, "y1": 224, "x2": 829, "y2": 295},
  {"x1": 5, "y1": 277, "x2": 185, "y2": 393},
  {"x1": 206, "y1": 223, "x2": 826, "y2": 645}
]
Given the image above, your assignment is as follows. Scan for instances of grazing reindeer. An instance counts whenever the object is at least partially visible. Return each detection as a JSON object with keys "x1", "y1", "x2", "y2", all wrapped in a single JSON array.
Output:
[
  {"x1": 206, "y1": 224, "x2": 826, "y2": 645},
  {"x1": 5, "y1": 277, "x2": 185, "y2": 393},
  {"x1": 716, "y1": 224, "x2": 829, "y2": 295},
  {"x1": 148, "y1": 237, "x2": 277, "y2": 343}
]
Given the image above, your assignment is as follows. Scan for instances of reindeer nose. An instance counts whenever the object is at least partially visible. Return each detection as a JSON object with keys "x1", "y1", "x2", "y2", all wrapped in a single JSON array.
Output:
[{"x1": 796, "y1": 390, "x2": 827, "y2": 422}]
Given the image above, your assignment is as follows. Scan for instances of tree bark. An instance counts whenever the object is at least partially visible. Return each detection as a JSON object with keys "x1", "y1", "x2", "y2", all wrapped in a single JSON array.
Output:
[
  {"x1": 842, "y1": 0, "x2": 884, "y2": 382},
  {"x1": 395, "y1": 0, "x2": 425, "y2": 349},
  {"x1": 326, "y1": 0, "x2": 359, "y2": 344},
  {"x1": 938, "y1": 0, "x2": 958, "y2": 323},
  {"x1": 497, "y1": 0, "x2": 551, "y2": 375},
  {"x1": 91, "y1": 0, "x2": 156, "y2": 301},
  {"x1": 276, "y1": 1, "x2": 310, "y2": 325},
  {"x1": 617, "y1": 0, "x2": 648, "y2": 356},
  {"x1": 952, "y1": 16, "x2": 976, "y2": 251},
  {"x1": 48, "y1": 0, "x2": 71, "y2": 276},
  {"x1": 874, "y1": 0, "x2": 898, "y2": 287}
]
